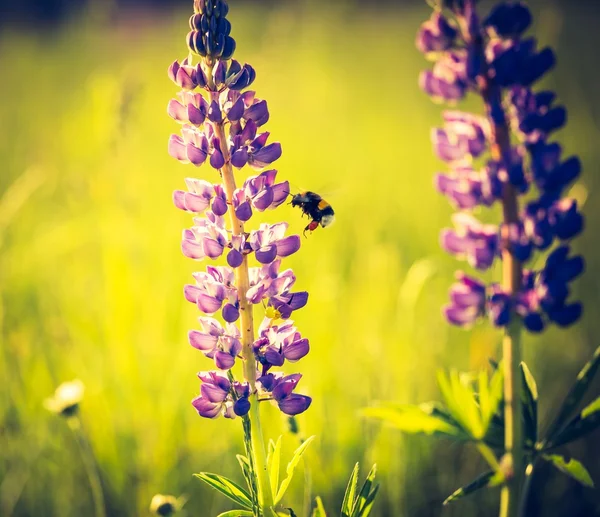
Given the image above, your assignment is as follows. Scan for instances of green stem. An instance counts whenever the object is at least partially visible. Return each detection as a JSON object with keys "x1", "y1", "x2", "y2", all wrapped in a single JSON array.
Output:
[
  {"x1": 460, "y1": 1, "x2": 525, "y2": 512},
  {"x1": 67, "y1": 416, "x2": 107, "y2": 517},
  {"x1": 207, "y1": 75, "x2": 274, "y2": 512}
]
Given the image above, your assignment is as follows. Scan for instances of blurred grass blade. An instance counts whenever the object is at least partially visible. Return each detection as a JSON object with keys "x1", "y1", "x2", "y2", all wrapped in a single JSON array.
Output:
[
  {"x1": 267, "y1": 436, "x2": 283, "y2": 498},
  {"x1": 443, "y1": 471, "x2": 495, "y2": 505},
  {"x1": 362, "y1": 403, "x2": 469, "y2": 440},
  {"x1": 548, "y1": 396, "x2": 600, "y2": 448},
  {"x1": 341, "y1": 463, "x2": 359, "y2": 517},
  {"x1": 312, "y1": 496, "x2": 327, "y2": 517},
  {"x1": 479, "y1": 366, "x2": 503, "y2": 434},
  {"x1": 543, "y1": 455, "x2": 594, "y2": 488},
  {"x1": 195, "y1": 473, "x2": 253, "y2": 509},
  {"x1": 544, "y1": 345, "x2": 600, "y2": 444},
  {"x1": 216, "y1": 511, "x2": 254, "y2": 517},
  {"x1": 274, "y1": 436, "x2": 315, "y2": 505},
  {"x1": 520, "y1": 362, "x2": 538, "y2": 445},
  {"x1": 351, "y1": 464, "x2": 378, "y2": 517}
]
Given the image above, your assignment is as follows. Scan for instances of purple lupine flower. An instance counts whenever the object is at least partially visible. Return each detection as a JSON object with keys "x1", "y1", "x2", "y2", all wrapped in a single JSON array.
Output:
[
  {"x1": 254, "y1": 318, "x2": 310, "y2": 373},
  {"x1": 249, "y1": 223, "x2": 301, "y2": 265},
  {"x1": 189, "y1": 317, "x2": 242, "y2": 369},
  {"x1": 258, "y1": 373, "x2": 312, "y2": 416},
  {"x1": 192, "y1": 371, "x2": 250, "y2": 419},
  {"x1": 418, "y1": 0, "x2": 584, "y2": 331},
  {"x1": 169, "y1": 0, "x2": 313, "y2": 421}
]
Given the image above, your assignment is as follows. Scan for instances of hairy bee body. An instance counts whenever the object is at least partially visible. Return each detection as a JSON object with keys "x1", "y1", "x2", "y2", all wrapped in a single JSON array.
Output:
[{"x1": 290, "y1": 191, "x2": 335, "y2": 235}]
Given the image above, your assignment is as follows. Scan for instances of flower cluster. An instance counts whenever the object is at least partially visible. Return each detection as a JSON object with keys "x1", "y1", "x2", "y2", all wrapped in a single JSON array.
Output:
[
  {"x1": 417, "y1": 0, "x2": 584, "y2": 333},
  {"x1": 169, "y1": 0, "x2": 311, "y2": 419}
]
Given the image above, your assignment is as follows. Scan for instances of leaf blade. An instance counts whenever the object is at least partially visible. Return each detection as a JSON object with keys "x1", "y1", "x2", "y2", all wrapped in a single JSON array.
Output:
[
  {"x1": 274, "y1": 436, "x2": 315, "y2": 505},
  {"x1": 195, "y1": 472, "x2": 253, "y2": 509},
  {"x1": 543, "y1": 455, "x2": 594, "y2": 488},
  {"x1": 443, "y1": 471, "x2": 495, "y2": 505},
  {"x1": 341, "y1": 463, "x2": 359, "y2": 517}
]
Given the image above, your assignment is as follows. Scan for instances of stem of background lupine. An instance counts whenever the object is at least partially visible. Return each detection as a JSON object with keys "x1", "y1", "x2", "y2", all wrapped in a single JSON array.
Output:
[
  {"x1": 517, "y1": 460, "x2": 537, "y2": 517},
  {"x1": 66, "y1": 416, "x2": 107, "y2": 517},
  {"x1": 461, "y1": 1, "x2": 525, "y2": 511},
  {"x1": 209, "y1": 88, "x2": 275, "y2": 512}
]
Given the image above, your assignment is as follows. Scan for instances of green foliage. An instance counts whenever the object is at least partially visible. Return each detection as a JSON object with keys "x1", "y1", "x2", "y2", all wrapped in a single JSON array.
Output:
[
  {"x1": 520, "y1": 362, "x2": 538, "y2": 445},
  {"x1": 267, "y1": 437, "x2": 283, "y2": 499},
  {"x1": 341, "y1": 463, "x2": 360, "y2": 517},
  {"x1": 442, "y1": 471, "x2": 494, "y2": 505},
  {"x1": 274, "y1": 436, "x2": 315, "y2": 505},
  {"x1": 312, "y1": 496, "x2": 327, "y2": 517},
  {"x1": 348, "y1": 464, "x2": 379, "y2": 517},
  {"x1": 542, "y1": 455, "x2": 594, "y2": 488},
  {"x1": 216, "y1": 511, "x2": 254, "y2": 517},
  {"x1": 548, "y1": 396, "x2": 600, "y2": 449},
  {"x1": 544, "y1": 345, "x2": 600, "y2": 446},
  {"x1": 194, "y1": 473, "x2": 253, "y2": 510}
]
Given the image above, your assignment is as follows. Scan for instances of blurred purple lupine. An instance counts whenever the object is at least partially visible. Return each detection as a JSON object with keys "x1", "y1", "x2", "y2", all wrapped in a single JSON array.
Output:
[
  {"x1": 168, "y1": 0, "x2": 311, "y2": 431},
  {"x1": 417, "y1": 0, "x2": 584, "y2": 334}
]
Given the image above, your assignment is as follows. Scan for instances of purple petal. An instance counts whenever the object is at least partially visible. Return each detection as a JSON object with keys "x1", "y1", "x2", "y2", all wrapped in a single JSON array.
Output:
[
  {"x1": 188, "y1": 103, "x2": 206, "y2": 126},
  {"x1": 264, "y1": 348, "x2": 285, "y2": 367},
  {"x1": 284, "y1": 339, "x2": 309, "y2": 361},
  {"x1": 189, "y1": 330, "x2": 218, "y2": 352},
  {"x1": 211, "y1": 196, "x2": 228, "y2": 217},
  {"x1": 187, "y1": 143, "x2": 208, "y2": 166},
  {"x1": 278, "y1": 394, "x2": 312, "y2": 416},
  {"x1": 244, "y1": 100, "x2": 270, "y2": 126},
  {"x1": 203, "y1": 238, "x2": 225, "y2": 259},
  {"x1": 250, "y1": 143, "x2": 282, "y2": 168},
  {"x1": 196, "y1": 293, "x2": 223, "y2": 314},
  {"x1": 271, "y1": 182, "x2": 290, "y2": 207},
  {"x1": 276, "y1": 235, "x2": 301, "y2": 257},
  {"x1": 215, "y1": 351, "x2": 236, "y2": 370},
  {"x1": 272, "y1": 374, "x2": 301, "y2": 400},
  {"x1": 231, "y1": 147, "x2": 249, "y2": 168},
  {"x1": 168, "y1": 134, "x2": 188, "y2": 162},
  {"x1": 183, "y1": 284, "x2": 201, "y2": 303},
  {"x1": 192, "y1": 396, "x2": 221, "y2": 418},
  {"x1": 222, "y1": 303, "x2": 240, "y2": 322},
  {"x1": 235, "y1": 201, "x2": 253, "y2": 221},
  {"x1": 444, "y1": 304, "x2": 479, "y2": 326},
  {"x1": 227, "y1": 249, "x2": 244, "y2": 268},
  {"x1": 182, "y1": 238, "x2": 204, "y2": 259},
  {"x1": 201, "y1": 382, "x2": 229, "y2": 403},
  {"x1": 256, "y1": 244, "x2": 277, "y2": 264},
  {"x1": 253, "y1": 188, "x2": 274, "y2": 211},
  {"x1": 227, "y1": 96, "x2": 245, "y2": 122},
  {"x1": 167, "y1": 99, "x2": 188, "y2": 123},
  {"x1": 233, "y1": 397, "x2": 251, "y2": 416},
  {"x1": 208, "y1": 100, "x2": 223, "y2": 123},
  {"x1": 210, "y1": 149, "x2": 225, "y2": 170}
]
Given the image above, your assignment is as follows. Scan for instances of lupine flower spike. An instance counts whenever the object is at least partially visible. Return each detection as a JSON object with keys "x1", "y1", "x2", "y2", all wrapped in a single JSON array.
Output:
[
  {"x1": 366, "y1": 3, "x2": 590, "y2": 517},
  {"x1": 168, "y1": 1, "x2": 314, "y2": 514}
]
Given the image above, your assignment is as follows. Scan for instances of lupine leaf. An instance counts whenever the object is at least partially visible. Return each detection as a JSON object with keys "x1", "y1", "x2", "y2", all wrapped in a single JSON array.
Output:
[
  {"x1": 236, "y1": 454, "x2": 257, "y2": 507},
  {"x1": 438, "y1": 370, "x2": 483, "y2": 439},
  {"x1": 443, "y1": 470, "x2": 495, "y2": 505},
  {"x1": 341, "y1": 463, "x2": 360, "y2": 517},
  {"x1": 195, "y1": 472, "x2": 253, "y2": 509},
  {"x1": 520, "y1": 362, "x2": 538, "y2": 444},
  {"x1": 362, "y1": 404, "x2": 469, "y2": 440},
  {"x1": 274, "y1": 436, "x2": 315, "y2": 505},
  {"x1": 267, "y1": 436, "x2": 283, "y2": 498},
  {"x1": 480, "y1": 366, "x2": 503, "y2": 435},
  {"x1": 544, "y1": 345, "x2": 600, "y2": 444},
  {"x1": 548, "y1": 396, "x2": 600, "y2": 448},
  {"x1": 351, "y1": 464, "x2": 378, "y2": 517},
  {"x1": 312, "y1": 496, "x2": 327, "y2": 517},
  {"x1": 543, "y1": 455, "x2": 595, "y2": 488},
  {"x1": 216, "y1": 511, "x2": 254, "y2": 517}
]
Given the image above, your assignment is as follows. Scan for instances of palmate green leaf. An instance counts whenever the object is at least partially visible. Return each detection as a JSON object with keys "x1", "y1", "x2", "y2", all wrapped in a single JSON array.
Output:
[
  {"x1": 520, "y1": 362, "x2": 538, "y2": 445},
  {"x1": 548, "y1": 396, "x2": 600, "y2": 448},
  {"x1": 438, "y1": 370, "x2": 483, "y2": 439},
  {"x1": 544, "y1": 345, "x2": 600, "y2": 445},
  {"x1": 312, "y1": 496, "x2": 328, "y2": 517},
  {"x1": 274, "y1": 436, "x2": 316, "y2": 505},
  {"x1": 216, "y1": 511, "x2": 254, "y2": 517},
  {"x1": 362, "y1": 403, "x2": 469, "y2": 440},
  {"x1": 341, "y1": 463, "x2": 360, "y2": 517},
  {"x1": 543, "y1": 455, "x2": 595, "y2": 488},
  {"x1": 479, "y1": 365, "x2": 503, "y2": 435},
  {"x1": 195, "y1": 472, "x2": 253, "y2": 510},
  {"x1": 267, "y1": 436, "x2": 283, "y2": 498},
  {"x1": 443, "y1": 471, "x2": 494, "y2": 505},
  {"x1": 351, "y1": 464, "x2": 379, "y2": 517}
]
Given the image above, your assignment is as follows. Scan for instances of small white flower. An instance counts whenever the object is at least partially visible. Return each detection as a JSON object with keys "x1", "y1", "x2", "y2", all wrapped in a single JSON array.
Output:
[{"x1": 44, "y1": 379, "x2": 85, "y2": 416}]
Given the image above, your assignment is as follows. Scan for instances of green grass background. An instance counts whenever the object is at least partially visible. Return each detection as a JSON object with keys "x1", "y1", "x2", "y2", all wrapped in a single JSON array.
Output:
[{"x1": 1, "y1": 1, "x2": 600, "y2": 516}]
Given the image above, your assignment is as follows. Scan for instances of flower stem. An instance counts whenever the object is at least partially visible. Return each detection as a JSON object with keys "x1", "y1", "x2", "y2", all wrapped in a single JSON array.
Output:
[
  {"x1": 209, "y1": 87, "x2": 275, "y2": 512},
  {"x1": 67, "y1": 416, "x2": 107, "y2": 517}
]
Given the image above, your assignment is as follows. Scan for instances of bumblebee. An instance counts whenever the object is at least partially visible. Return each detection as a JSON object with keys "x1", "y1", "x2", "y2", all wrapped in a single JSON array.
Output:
[{"x1": 290, "y1": 191, "x2": 335, "y2": 235}]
